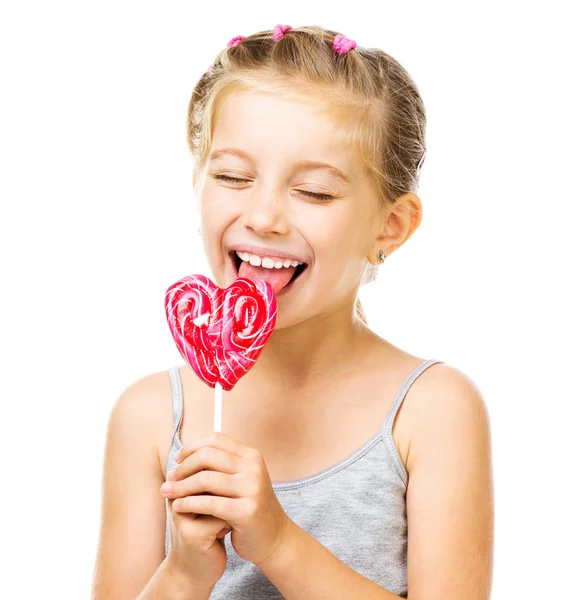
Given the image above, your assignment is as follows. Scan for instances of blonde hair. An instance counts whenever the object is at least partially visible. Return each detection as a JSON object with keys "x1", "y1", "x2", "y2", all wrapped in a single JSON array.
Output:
[{"x1": 186, "y1": 25, "x2": 426, "y2": 326}]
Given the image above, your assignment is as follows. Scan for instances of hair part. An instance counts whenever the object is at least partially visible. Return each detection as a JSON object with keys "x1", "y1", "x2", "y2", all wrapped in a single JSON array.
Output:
[{"x1": 187, "y1": 25, "x2": 427, "y2": 326}]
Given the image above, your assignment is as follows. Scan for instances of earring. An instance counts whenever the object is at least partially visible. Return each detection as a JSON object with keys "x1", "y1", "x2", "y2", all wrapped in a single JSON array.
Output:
[{"x1": 377, "y1": 249, "x2": 387, "y2": 263}]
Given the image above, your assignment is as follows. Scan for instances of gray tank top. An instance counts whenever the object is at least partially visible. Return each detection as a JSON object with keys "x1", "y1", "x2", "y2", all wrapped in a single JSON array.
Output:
[{"x1": 164, "y1": 358, "x2": 443, "y2": 599}]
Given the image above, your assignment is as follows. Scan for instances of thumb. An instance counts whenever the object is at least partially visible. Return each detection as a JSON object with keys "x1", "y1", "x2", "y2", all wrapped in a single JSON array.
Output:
[{"x1": 217, "y1": 523, "x2": 233, "y2": 538}]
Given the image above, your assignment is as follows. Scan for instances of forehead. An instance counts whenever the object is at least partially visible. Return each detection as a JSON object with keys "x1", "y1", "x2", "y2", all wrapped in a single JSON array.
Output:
[{"x1": 211, "y1": 90, "x2": 360, "y2": 180}]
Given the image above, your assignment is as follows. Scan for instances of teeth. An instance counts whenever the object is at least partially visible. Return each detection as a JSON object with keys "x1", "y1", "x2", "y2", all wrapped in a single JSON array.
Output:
[{"x1": 236, "y1": 250, "x2": 303, "y2": 269}]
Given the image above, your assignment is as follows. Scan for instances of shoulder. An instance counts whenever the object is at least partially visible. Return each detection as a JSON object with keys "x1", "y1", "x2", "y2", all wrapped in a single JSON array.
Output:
[
  {"x1": 112, "y1": 368, "x2": 173, "y2": 423},
  {"x1": 110, "y1": 368, "x2": 175, "y2": 476},
  {"x1": 406, "y1": 362, "x2": 491, "y2": 471}
]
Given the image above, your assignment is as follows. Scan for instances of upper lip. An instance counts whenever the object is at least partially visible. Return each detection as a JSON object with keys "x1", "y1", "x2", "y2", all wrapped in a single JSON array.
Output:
[{"x1": 229, "y1": 244, "x2": 308, "y2": 264}]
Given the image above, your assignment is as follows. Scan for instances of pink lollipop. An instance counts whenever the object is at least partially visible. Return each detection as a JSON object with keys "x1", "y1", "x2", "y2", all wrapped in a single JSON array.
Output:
[{"x1": 165, "y1": 275, "x2": 277, "y2": 431}]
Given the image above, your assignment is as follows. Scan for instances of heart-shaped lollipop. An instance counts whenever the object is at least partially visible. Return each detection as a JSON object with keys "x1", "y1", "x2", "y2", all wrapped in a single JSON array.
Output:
[{"x1": 165, "y1": 274, "x2": 277, "y2": 392}]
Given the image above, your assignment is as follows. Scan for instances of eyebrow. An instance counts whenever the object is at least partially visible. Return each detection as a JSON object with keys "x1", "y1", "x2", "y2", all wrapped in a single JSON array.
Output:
[{"x1": 208, "y1": 147, "x2": 352, "y2": 185}]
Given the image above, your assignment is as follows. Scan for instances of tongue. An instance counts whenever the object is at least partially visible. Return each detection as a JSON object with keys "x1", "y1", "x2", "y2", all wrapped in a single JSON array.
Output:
[{"x1": 238, "y1": 260, "x2": 296, "y2": 295}]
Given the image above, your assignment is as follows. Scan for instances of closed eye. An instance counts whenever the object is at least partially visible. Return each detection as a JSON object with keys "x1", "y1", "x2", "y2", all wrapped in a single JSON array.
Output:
[{"x1": 212, "y1": 174, "x2": 334, "y2": 201}]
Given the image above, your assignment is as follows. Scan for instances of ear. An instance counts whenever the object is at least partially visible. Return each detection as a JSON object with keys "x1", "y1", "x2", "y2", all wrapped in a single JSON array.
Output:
[{"x1": 368, "y1": 192, "x2": 423, "y2": 262}]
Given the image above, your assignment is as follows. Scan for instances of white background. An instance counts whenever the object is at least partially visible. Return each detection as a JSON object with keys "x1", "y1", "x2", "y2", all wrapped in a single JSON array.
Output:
[{"x1": 1, "y1": 1, "x2": 571, "y2": 598}]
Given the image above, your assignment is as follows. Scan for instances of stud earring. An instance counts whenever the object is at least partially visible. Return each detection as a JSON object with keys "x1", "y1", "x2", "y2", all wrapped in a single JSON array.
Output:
[{"x1": 377, "y1": 249, "x2": 387, "y2": 263}]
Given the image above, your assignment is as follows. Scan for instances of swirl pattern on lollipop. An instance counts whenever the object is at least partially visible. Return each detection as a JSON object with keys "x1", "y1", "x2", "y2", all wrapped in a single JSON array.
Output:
[
  {"x1": 217, "y1": 278, "x2": 277, "y2": 389},
  {"x1": 165, "y1": 274, "x2": 223, "y2": 387},
  {"x1": 165, "y1": 275, "x2": 277, "y2": 391}
]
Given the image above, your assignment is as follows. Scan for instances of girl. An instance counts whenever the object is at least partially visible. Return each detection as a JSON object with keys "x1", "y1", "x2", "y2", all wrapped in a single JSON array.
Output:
[{"x1": 92, "y1": 25, "x2": 494, "y2": 600}]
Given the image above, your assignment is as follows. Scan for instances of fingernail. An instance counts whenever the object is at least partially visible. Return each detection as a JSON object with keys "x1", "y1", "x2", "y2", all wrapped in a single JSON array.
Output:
[
  {"x1": 161, "y1": 482, "x2": 172, "y2": 494},
  {"x1": 167, "y1": 469, "x2": 177, "y2": 480}
]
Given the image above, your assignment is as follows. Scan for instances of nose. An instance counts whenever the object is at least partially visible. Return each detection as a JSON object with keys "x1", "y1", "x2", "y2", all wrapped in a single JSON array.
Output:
[{"x1": 241, "y1": 189, "x2": 290, "y2": 236}]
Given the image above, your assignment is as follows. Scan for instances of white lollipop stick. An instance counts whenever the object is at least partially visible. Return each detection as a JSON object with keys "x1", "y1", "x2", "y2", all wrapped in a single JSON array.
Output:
[
  {"x1": 214, "y1": 381, "x2": 223, "y2": 432},
  {"x1": 192, "y1": 312, "x2": 222, "y2": 432}
]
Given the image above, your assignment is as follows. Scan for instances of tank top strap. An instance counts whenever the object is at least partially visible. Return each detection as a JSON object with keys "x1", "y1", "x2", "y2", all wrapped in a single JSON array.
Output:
[
  {"x1": 167, "y1": 366, "x2": 183, "y2": 446},
  {"x1": 381, "y1": 358, "x2": 444, "y2": 438}
]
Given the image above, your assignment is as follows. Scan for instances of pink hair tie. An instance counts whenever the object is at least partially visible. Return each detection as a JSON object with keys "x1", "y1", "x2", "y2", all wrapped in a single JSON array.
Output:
[
  {"x1": 272, "y1": 24, "x2": 292, "y2": 40},
  {"x1": 227, "y1": 35, "x2": 245, "y2": 48},
  {"x1": 333, "y1": 34, "x2": 356, "y2": 54}
]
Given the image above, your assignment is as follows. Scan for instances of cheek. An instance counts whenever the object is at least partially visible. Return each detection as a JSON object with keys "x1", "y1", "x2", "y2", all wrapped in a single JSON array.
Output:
[
  {"x1": 199, "y1": 209, "x2": 239, "y2": 288},
  {"x1": 201, "y1": 186, "x2": 241, "y2": 232},
  {"x1": 202, "y1": 196, "x2": 236, "y2": 224},
  {"x1": 306, "y1": 211, "x2": 354, "y2": 257},
  {"x1": 312, "y1": 221, "x2": 366, "y2": 284}
]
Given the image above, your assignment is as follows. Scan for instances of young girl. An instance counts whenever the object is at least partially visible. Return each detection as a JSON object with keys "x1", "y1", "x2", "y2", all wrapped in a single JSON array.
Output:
[{"x1": 92, "y1": 25, "x2": 494, "y2": 600}]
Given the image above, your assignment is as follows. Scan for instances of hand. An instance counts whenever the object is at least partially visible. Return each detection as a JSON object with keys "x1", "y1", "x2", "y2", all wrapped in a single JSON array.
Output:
[
  {"x1": 163, "y1": 472, "x2": 230, "y2": 589},
  {"x1": 161, "y1": 430, "x2": 292, "y2": 566}
]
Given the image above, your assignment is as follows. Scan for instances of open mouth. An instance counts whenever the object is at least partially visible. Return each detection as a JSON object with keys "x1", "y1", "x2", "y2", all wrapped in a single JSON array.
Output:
[{"x1": 229, "y1": 251, "x2": 309, "y2": 289}]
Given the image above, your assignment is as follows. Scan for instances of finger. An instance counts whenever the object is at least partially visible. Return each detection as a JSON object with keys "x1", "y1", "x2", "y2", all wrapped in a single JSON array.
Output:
[
  {"x1": 169, "y1": 510, "x2": 230, "y2": 539},
  {"x1": 173, "y1": 493, "x2": 238, "y2": 523},
  {"x1": 163, "y1": 469, "x2": 241, "y2": 500},
  {"x1": 217, "y1": 524, "x2": 233, "y2": 539},
  {"x1": 169, "y1": 445, "x2": 240, "y2": 482},
  {"x1": 166, "y1": 497, "x2": 199, "y2": 521},
  {"x1": 174, "y1": 430, "x2": 249, "y2": 464},
  {"x1": 191, "y1": 515, "x2": 231, "y2": 538}
]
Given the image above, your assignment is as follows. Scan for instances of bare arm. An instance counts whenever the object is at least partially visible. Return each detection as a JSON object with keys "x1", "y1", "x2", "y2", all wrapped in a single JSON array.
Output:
[
  {"x1": 91, "y1": 371, "x2": 214, "y2": 599},
  {"x1": 405, "y1": 364, "x2": 495, "y2": 599},
  {"x1": 135, "y1": 559, "x2": 215, "y2": 600},
  {"x1": 257, "y1": 519, "x2": 406, "y2": 599}
]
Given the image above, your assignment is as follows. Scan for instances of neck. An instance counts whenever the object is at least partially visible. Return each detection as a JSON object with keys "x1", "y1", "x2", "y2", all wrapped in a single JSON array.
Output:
[{"x1": 246, "y1": 302, "x2": 374, "y2": 393}]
